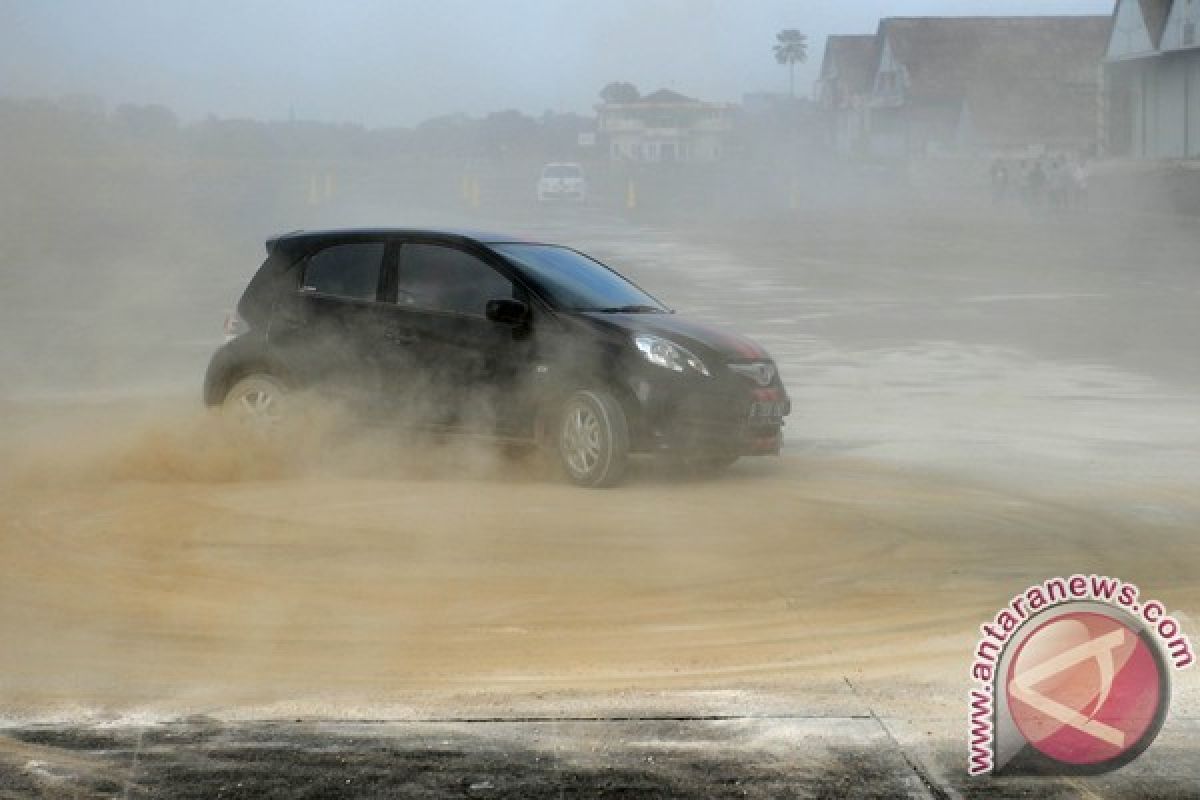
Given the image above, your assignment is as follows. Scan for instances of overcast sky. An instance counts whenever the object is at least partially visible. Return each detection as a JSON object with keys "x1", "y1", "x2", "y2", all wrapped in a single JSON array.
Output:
[{"x1": 3, "y1": 0, "x2": 1115, "y2": 127}]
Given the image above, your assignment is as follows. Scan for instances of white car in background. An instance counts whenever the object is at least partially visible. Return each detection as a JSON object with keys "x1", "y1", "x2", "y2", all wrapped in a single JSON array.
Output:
[{"x1": 537, "y1": 162, "x2": 587, "y2": 203}]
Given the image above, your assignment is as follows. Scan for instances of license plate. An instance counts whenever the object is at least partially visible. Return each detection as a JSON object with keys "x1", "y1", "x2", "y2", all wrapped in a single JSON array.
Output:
[{"x1": 750, "y1": 401, "x2": 787, "y2": 420}]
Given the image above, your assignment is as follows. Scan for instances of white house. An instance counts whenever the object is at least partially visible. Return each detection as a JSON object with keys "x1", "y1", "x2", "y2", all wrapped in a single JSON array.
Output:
[
  {"x1": 596, "y1": 89, "x2": 735, "y2": 163},
  {"x1": 1105, "y1": 0, "x2": 1200, "y2": 159}
]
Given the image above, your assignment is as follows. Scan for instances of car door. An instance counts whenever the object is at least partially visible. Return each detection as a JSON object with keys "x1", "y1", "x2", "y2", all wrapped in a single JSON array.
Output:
[
  {"x1": 266, "y1": 237, "x2": 391, "y2": 411},
  {"x1": 376, "y1": 238, "x2": 535, "y2": 435}
]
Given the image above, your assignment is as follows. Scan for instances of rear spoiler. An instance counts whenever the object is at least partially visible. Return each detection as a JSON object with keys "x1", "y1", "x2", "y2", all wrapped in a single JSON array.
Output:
[
  {"x1": 265, "y1": 230, "x2": 304, "y2": 255},
  {"x1": 237, "y1": 234, "x2": 308, "y2": 328}
]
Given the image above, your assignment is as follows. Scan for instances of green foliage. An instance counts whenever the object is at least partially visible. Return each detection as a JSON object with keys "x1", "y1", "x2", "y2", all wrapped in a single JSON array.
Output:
[
  {"x1": 773, "y1": 29, "x2": 809, "y2": 96},
  {"x1": 773, "y1": 29, "x2": 808, "y2": 66},
  {"x1": 600, "y1": 82, "x2": 641, "y2": 105}
]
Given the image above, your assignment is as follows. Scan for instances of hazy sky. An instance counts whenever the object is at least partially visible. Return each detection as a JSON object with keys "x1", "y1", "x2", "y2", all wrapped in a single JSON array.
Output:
[{"x1": 3, "y1": 1, "x2": 1114, "y2": 127}]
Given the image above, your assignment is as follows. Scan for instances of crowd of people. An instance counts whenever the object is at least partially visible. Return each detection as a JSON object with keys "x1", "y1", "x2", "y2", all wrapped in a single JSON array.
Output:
[{"x1": 989, "y1": 153, "x2": 1090, "y2": 212}]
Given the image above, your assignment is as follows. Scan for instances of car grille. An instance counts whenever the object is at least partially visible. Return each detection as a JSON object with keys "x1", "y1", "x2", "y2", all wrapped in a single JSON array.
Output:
[{"x1": 729, "y1": 362, "x2": 777, "y2": 387}]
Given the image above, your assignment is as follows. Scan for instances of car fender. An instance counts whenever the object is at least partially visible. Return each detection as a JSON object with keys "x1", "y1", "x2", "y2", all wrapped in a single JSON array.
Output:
[{"x1": 202, "y1": 334, "x2": 295, "y2": 407}]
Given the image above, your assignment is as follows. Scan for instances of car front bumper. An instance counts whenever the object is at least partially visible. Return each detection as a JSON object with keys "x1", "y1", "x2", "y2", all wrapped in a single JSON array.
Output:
[{"x1": 625, "y1": 370, "x2": 790, "y2": 457}]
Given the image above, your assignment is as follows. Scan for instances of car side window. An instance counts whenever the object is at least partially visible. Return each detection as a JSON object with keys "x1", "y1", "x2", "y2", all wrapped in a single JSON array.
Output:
[
  {"x1": 396, "y1": 243, "x2": 513, "y2": 316},
  {"x1": 302, "y1": 242, "x2": 385, "y2": 301}
]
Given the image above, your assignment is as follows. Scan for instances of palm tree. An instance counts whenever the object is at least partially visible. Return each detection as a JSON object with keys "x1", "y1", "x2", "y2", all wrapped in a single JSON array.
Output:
[{"x1": 773, "y1": 29, "x2": 808, "y2": 98}]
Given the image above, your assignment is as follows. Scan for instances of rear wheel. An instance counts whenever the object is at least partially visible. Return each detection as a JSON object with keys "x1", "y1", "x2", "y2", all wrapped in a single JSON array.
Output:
[
  {"x1": 222, "y1": 374, "x2": 288, "y2": 433},
  {"x1": 555, "y1": 390, "x2": 630, "y2": 488}
]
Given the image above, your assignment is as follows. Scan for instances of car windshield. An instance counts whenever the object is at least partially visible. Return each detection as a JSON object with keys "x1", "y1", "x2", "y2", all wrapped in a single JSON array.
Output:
[{"x1": 494, "y1": 244, "x2": 668, "y2": 313}]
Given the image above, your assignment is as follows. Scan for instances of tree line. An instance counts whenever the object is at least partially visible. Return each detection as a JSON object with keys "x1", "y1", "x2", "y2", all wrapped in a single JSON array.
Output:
[{"x1": 0, "y1": 95, "x2": 595, "y2": 161}]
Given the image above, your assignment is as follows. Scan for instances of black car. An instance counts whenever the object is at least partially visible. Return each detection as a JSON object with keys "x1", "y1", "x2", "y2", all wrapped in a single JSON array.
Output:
[{"x1": 204, "y1": 229, "x2": 790, "y2": 487}]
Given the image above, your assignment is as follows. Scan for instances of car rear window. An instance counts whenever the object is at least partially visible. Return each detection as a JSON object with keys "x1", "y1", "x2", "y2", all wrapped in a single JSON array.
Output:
[
  {"x1": 301, "y1": 242, "x2": 385, "y2": 301},
  {"x1": 542, "y1": 165, "x2": 583, "y2": 179}
]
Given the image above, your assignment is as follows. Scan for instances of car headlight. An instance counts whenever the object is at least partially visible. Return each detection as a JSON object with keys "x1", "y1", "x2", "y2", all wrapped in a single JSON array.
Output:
[{"x1": 634, "y1": 334, "x2": 710, "y2": 377}]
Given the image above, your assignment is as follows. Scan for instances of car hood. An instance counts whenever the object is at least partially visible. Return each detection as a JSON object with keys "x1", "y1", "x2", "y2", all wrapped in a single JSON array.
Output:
[{"x1": 578, "y1": 312, "x2": 771, "y2": 363}]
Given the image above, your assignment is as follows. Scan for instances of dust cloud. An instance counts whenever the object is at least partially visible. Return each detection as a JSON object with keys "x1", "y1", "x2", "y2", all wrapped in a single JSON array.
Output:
[
  {"x1": 4, "y1": 407, "x2": 1196, "y2": 724},
  {"x1": 1, "y1": 24, "x2": 1199, "y2": 757}
]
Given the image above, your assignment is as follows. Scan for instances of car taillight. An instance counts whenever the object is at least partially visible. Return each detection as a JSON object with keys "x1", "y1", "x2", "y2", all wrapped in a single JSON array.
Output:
[{"x1": 223, "y1": 310, "x2": 248, "y2": 340}]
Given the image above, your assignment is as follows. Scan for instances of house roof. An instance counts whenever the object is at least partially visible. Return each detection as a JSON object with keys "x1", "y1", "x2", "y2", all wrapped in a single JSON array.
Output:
[
  {"x1": 596, "y1": 87, "x2": 733, "y2": 116},
  {"x1": 1106, "y1": 0, "x2": 1180, "y2": 61},
  {"x1": 876, "y1": 16, "x2": 1112, "y2": 103},
  {"x1": 872, "y1": 16, "x2": 1112, "y2": 148},
  {"x1": 638, "y1": 89, "x2": 698, "y2": 105},
  {"x1": 818, "y1": 35, "x2": 878, "y2": 95},
  {"x1": 1138, "y1": 0, "x2": 1173, "y2": 47}
]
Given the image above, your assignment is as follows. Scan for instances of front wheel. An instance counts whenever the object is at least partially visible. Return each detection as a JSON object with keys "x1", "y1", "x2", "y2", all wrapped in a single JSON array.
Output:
[
  {"x1": 222, "y1": 373, "x2": 288, "y2": 433},
  {"x1": 555, "y1": 390, "x2": 630, "y2": 488}
]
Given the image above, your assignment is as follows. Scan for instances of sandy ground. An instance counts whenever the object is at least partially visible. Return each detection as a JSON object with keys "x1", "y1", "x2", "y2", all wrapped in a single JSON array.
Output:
[
  {"x1": 10, "y1": 414, "x2": 1194, "y2": 717},
  {"x1": 2, "y1": 207, "x2": 1199, "y2": 796}
]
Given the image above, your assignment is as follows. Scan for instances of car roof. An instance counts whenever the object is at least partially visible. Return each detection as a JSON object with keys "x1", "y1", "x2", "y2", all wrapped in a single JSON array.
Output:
[{"x1": 267, "y1": 227, "x2": 547, "y2": 252}]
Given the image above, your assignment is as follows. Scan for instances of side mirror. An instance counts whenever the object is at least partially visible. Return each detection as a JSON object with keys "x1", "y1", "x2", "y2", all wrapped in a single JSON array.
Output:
[{"x1": 485, "y1": 298, "x2": 530, "y2": 326}]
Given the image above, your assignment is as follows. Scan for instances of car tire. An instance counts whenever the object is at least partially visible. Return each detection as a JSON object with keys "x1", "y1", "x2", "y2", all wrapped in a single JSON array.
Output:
[
  {"x1": 222, "y1": 373, "x2": 288, "y2": 432},
  {"x1": 555, "y1": 390, "x2": 630, "y2": 488}
]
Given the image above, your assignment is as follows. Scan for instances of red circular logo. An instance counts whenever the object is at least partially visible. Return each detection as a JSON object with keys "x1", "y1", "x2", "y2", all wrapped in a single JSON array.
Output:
[{"x1": 1006, "y1": 611, "x2": 1166, "y2": 767}]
